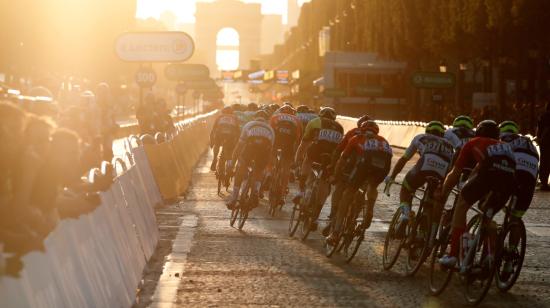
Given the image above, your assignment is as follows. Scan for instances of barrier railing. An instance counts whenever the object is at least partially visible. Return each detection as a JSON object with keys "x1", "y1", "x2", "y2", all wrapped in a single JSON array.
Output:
[{"x1": 0, "y1": 111, "x2": 218, "y2": 308}]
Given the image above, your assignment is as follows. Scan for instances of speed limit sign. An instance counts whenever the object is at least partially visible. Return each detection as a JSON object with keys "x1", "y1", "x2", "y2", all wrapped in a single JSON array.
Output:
[{"x1": 135, "y1": 67, "x2": 157, "y2": 88}]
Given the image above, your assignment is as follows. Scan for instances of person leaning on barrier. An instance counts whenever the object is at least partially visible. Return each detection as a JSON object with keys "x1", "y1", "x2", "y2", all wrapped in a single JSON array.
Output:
[{"x1": 537, "y1": 102, "x2": 550, "y2": 191}]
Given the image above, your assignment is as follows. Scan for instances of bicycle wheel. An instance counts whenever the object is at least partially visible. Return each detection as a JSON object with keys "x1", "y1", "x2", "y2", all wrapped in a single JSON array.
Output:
[
  {"x1": 288, "y1": 202, "x2": 301, "y2": 237},
  {"x1": 405, "y1": 208, "x2": 431, "y2": 276},
  {"x1": 300, "y1": 186, "x2": 317, "y2": 241},
  {"x1": 230, "y1": 206, "x2": 239, "y2": 227},
  {"x1": 495, "y1": 220, "x2": 526, "y2": 292},
  {"x1": 429, "y1": 228, "x2": 453, "y2": 296},
  {"x1": 238, "y1": 206, "x2": 249, "y2": 230},
  {"x1": 344, "y1": 222, "x2": 365, "y2": 264},
  {"x1": 464, "y1": 221, "x2": 496, "y2": 306},
  {"x1": 383, "y1": 207, "x2": 405, "y2": 270}
]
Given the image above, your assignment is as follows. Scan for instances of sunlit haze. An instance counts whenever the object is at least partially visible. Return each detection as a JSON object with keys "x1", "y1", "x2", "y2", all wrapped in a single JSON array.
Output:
[{"x1": 136, "y1": 0, "x2": 310, "y2": 23}]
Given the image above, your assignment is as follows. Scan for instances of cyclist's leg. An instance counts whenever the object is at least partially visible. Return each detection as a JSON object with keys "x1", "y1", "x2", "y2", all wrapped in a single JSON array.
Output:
[
  {"x1": 330, "y1": 182, "x2": 345, "y2": 220},
  {"x1": 333, "y1": 186, "x2": 357, "y2": 233},
  {"x1": 509, "y1": 172, "x2": 535, "y2": 245},
  {"x1": 211, "y1": 133, "x2": 221, "y2": 171},
  {"x1": 252, "y1": 149, "x2": 270, "y2": 198},
  {"x1": 364, "y1": 183, "x2": 379, "y2": 229},
  {"x1": 228, "y1": 151, "x2": 249, "y2": 206},
  {"x1": 400, "y1": 167, "x2": 424, "y2": 220}
]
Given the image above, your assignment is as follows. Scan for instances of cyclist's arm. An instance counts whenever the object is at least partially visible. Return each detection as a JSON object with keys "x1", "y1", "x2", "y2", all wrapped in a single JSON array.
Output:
[
  {"x1": 388, "y1": 138, "x2": 417, "y2": 179},
  {"x1": 295, "y1": 140, "x2": 311, "y2": 164},
  {"x1": 441, "y1": 140, "x2": 474, "y2": 197},
  {"x1": 210, "y1": 117, "x2": 219, "y2": 143},
  {"x1": 440, "y1": 167, "x2": 461, "y2": 199}
]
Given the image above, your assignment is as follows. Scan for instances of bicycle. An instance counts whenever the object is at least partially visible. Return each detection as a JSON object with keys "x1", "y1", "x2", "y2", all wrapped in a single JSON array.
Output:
[
  {"x1": 382, "y1": 176, "x2": 440, "y2": 276},
  {"x1": 429, "y1": 192, "x2": 501, "y2": 306},
  {"x1": 268, "y1": 149, "x2": 285, "y2": 217},
  {"x1": 325, "y1": 186, "x2": 368, "y2": 263},
  {"x1": 288, "y1": 154, "x2": 331, "y2": 240},
  {"x1": 229, "y1": 161, "x2": 257, "y2": 230},
  {"x1": 494, "y1": 195, "x2": 526, "y2": 292},
  {"x1": 216, "y1": 159, "x2": 232, "y2": 195}
]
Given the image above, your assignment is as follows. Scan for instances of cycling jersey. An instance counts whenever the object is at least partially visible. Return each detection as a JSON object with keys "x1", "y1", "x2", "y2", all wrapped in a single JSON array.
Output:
[
  {"x1": 500, "y1": 133, "x2": 539, "y2": 179},
  {"x1": 335, "y1": 127, "x2": 363, "y2": 154},
  {"x1": 234, "y1": 111, "x2": 255, "y2": 128},
  {"x1": 304, "y1": 117, "x2": 344, "y2": 162},
  {"x1": 212, "y1": 114, "x2": 240, "y2": 138},
  {"x1": 238, "y1": 120, "x2": 275, "y2": 170},
  {"x1": 404, "y1": 134, "x2": 454, "y2": 178},
  {"x1": 296, "y1": 112, "x2": 317, "y2": 128},
  {"x1": 342, "y1": 134, "x2": 393, "y2": 187},
  {"x1": 444, "y1": 127, "x2": 475, "y2": 150},
  {"x1": 270, "y1": 113, "x2": 302, "y2": 161}
]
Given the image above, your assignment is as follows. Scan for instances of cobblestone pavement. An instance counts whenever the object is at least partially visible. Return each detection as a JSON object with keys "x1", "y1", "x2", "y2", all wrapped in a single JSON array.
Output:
[{"x1": 135, "y1": 149, "x2": 550, "y2": 308}]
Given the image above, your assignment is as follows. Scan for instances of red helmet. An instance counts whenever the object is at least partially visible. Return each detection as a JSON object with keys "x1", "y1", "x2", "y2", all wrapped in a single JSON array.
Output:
[
  {"x1": 277, "y1": 105, "x2": 297, "y2": 115},
  {"x1": 360, "y1": 120, "x2": 379, "y2": 135}
]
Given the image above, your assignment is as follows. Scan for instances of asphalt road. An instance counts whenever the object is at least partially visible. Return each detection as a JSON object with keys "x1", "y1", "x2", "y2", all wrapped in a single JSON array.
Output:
[{"x1": 135, "y1": 149, "x2": 550, "y2": 307}]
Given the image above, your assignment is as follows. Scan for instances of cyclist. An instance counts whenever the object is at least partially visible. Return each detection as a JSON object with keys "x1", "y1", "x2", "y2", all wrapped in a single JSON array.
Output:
[
  {"x1": 437, "y1": 120, "x2": 516, "y2": 267},
  {"x1": 296, "y1": 105, "x2": 317, "y2": 128},
  {"x1": 322, "y1": 114, "x2": 372, "y2": 235},
  {"x1": 327, "y1": 121, "x2": 392, "y2": 243},
  {"x1": 499, "y1": 121, "x2": 539, "y2": 277},
  {"x1": 209, "y1": 106, "x2": 240, "y2": 171},
  {"x1": 384, "y1": 121, "x2": 454, "y2": 237},
  {"x1": 227, "y1": 110, "x2": 275, "y2": 209},
  {"x1": 444, "y1": 115, "x2": 475, "y2": 151},
  {"x1": 269, "y1": 105, "x2": 303, "y2": 202},
  {"x1": 294, "y1": 107, "x2": 344, "y2": 230}
]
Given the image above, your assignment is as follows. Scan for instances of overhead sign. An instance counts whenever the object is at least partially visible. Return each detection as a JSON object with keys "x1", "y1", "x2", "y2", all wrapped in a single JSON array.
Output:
[
  {"x1": 264, "y1": 70, "x2": 275, "y2": 81},
  {"x1": 276, "y1": 70, "x2": 289, "y2": 84},
  {"x1": 323, "y1": 88, "x2": 346, "y2": 98},
  {"x1": 411, "y1": 71, "x2": 455, "y2": 89},
  {"x1": 165, "y1": 63, "x2": 209, "y2": 81},
  {"x1": 135, "y1": 67, "x2": 157, "y2": 88},
  {"x1": 356, "y1": 85, "x2": 384, "y2": 97},
  {"x1": 115, "y1": 32, "x2": 194, "y2": 62}
]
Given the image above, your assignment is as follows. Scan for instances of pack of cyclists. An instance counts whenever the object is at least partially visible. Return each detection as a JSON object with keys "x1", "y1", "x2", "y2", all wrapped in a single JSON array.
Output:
[{"x1": 209, "y1": 102, "x2": 540, "y2": 304}]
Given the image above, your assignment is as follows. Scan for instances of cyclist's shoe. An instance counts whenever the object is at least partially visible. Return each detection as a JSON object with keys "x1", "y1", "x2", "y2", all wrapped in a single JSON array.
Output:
[
  {"x1": 439, "y1": 255, "x2": 457, "y2": 268},
  {"x1": 210, "y1": 158, "x2": 217, "y2": 172},
  {"x1": 293, "y1": 192, "x2": 304, "y2": 204},
  {"x1": 322, "y1": 223, "x2": 332, "y2": 237}
]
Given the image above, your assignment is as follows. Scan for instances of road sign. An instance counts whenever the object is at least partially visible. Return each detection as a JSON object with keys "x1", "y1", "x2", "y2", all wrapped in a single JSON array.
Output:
[
  {"x1": 135, "y1": 67, "x2": 157, "y2": 88},
  {"x1": 411, "y1": 72, "x2": 455, "y2": 89},
  {"x1": 323, "y1": 88, "x2": 346, "y2": 98},
  {"x1": 356, "y1": 85, "x2": 384, "y2": 97},
  {"x1": 165, "y1": 64, "x2": 209, "y2": 81},
  {"x1": 115, "y1": 32, "x2": 194, "y2": 62}
]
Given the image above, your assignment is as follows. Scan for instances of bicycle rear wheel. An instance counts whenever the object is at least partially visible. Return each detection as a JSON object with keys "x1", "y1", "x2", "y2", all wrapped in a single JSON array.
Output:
[
  {"x1": 495, "y1": 220, "x2": 526, "y2": 292},
  {"x1": 464, "y1": 219, "x2": 496, "y2": 306},
  {"x1": 405, "y1": 208, "x2": 431, "y2": 276},
  {"x1": 344, "y1": 223, "x2": 365, "y2": 263},
  {"x1": 238, "y1": 207, "x2": 249, "y2": 230},
  {"x1": 288, "y1": 202, "x2": 301, "y2": 237},
  {"x1": 383, "y1": 207, "x2": 405, "y2": 270},
  {"x1": 230, "y1": 206, "x2": 239, "y2": 227},
  {"x1": 429, "y1": 230, "x2": 453, "y2": 296}
]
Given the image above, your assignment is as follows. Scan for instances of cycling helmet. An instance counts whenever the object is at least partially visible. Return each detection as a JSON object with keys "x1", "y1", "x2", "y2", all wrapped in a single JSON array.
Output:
[
  {"x1": 254, "y1": 110, "x2": 269, "y2": 121},
  {"x1": 319, "y1": 107, "x2": 337, "y2": 120},
  {"x1": 277, "y1": 105, "x2": 297, "y2": 115},
  {"x1": 452, "y1": 115, "x2": 474, "y2": 129},
  {"x1": 357, "y1": 114, "x2": 372, "y2": 128},
  {"x1": 296, "y1": 105, "x2": 309, "y2": 113},
  {"x1": 499, "y1": 120, "x2": 519, "y2": 134},
  {"x1": 248, "y1": 103, "x2": 258, "y2": 111},
  {"x1": 475, "y1": 120, "x2": 500, "y2": 139},
  {"x1": 425, "y1": 121, "x2": 446, "y2": 137},
  {"x1": 221, "y1": 106, "x2": 233, "y2": 114},
  {"x1": 360, "y1": 120, "x2": 379, "y2": 135}
]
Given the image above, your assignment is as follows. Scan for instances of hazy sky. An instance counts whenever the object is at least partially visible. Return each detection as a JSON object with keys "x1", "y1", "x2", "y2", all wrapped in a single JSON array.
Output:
[{"x1": 136, "y1": 0, "x2": 310, "y2": 24}]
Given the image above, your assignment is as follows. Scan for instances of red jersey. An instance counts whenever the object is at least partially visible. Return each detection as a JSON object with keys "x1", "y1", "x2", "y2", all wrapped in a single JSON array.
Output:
[
  {"x1": 455, "y1": 137, "x2": 515, "y2": 171},
  {"x1": 342, "y1": 134, "x2": 393, "y2": 157},
  {"x1": 336, "y1": 127, "x2": 362, "y2": 154}
]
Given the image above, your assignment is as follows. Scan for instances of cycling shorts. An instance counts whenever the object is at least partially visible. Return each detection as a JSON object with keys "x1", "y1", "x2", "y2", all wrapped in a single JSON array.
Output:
[
  {"x1": 348, "y1": 156, "x2": 391, "y2": 189},
  {"x1": 306, "y1": 141, "x2": 337, "y2": 164},
  {"x1": 402, "y1": 165, "x2": 444, "y2": 194},
  {"x1": 460, "y1": 169, "x2": 515, "y2": 213},
  {"x1": 273, "y1": 132, "x2": 297, "y2": 163},
  {"x1": 239, "y1": 139, "x2": 271, "y2": 171},
  {"x1": 511, "y1": 170, "x2": 536, "y2": 217}
]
